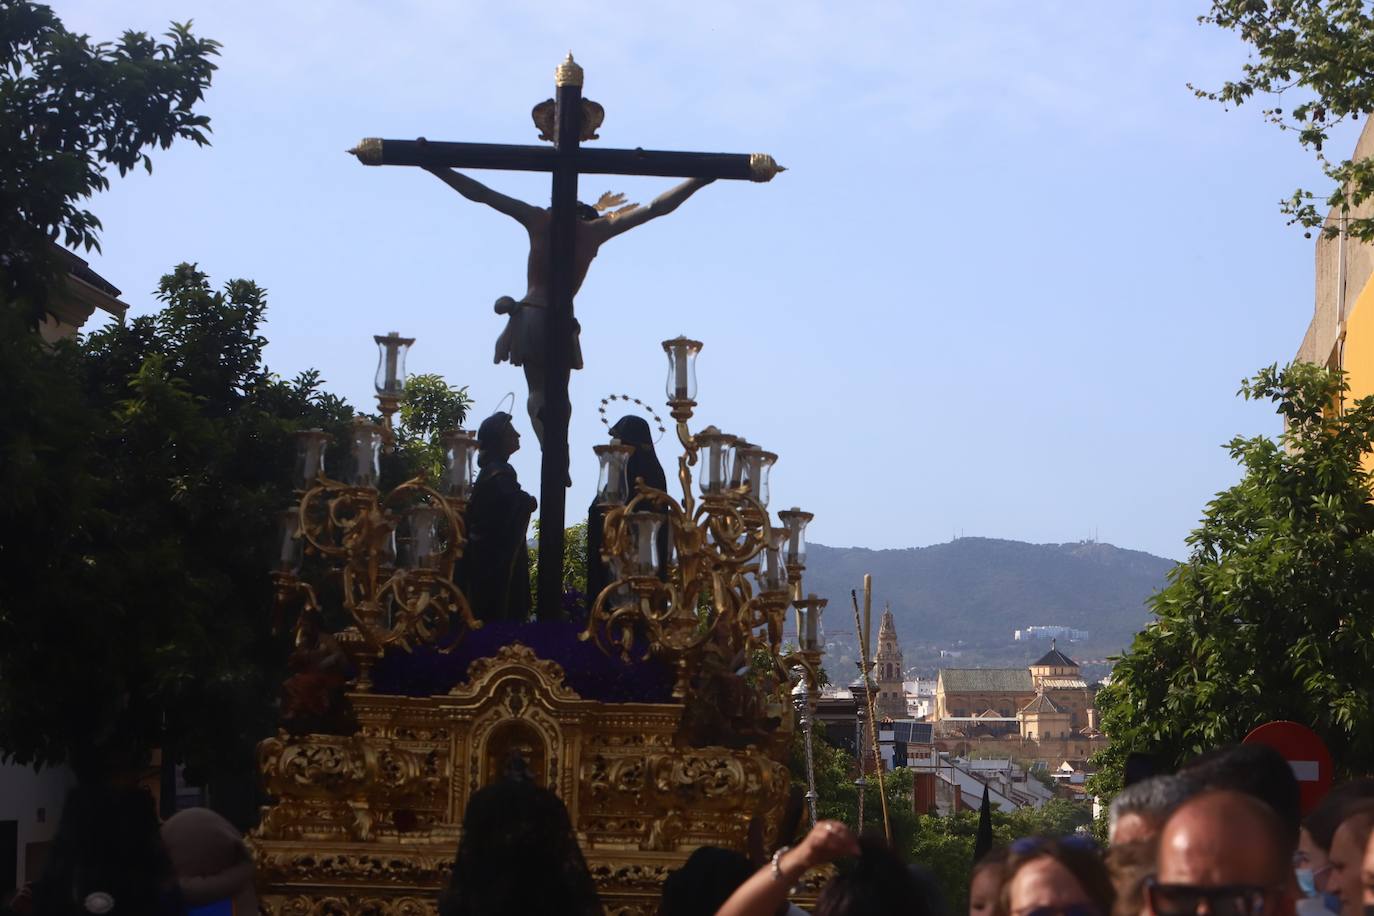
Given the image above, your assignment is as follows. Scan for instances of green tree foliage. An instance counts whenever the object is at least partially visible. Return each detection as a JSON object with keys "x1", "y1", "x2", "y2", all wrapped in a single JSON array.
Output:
[
  {"x1": 1093, "y1": 363, "x2": 1374, "y2": 796},
  {"x1": 1194, "y1": 0, "x2": 1374, "y2": 239},
  {"x1": 1, "y1": 265, "x2": 462, "y2": 825},
  {"x1": 528, "y1": 520, "x2": 590, "y2": 609},
  {"x1": 0, "y1": 1, "x2": 219, "y2": 323},
  {"x1": 0, "y1": 266, "x2": 355, "y2": 818},
  {"x1": 394, "y1": 372, "x2": 472, "y2": 477}
]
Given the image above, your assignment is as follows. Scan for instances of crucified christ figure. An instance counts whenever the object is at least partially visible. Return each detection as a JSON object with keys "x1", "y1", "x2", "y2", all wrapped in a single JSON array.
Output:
[{"x1": 424, "y1": 166, "x2": 715, "y2": 456}]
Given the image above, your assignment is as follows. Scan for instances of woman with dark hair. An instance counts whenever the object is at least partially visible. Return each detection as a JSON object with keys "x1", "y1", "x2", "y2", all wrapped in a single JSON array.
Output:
[
  {"x1": 813, "y1": 837, "x2": 939, "y2": 916},
  {"x1": 998, "y1": 836, "x2": 1114, "y2": 916},
  {"x1": 656, "y1": 846, "x2": 754, "y2": 916},
  {"x1": 28, "y1": 787, "x2": 179, "y2": 916},
  {"x1": 715, "y1": 823, "x2": 943, "y2": 916},
  {"x1": 438, "y1": 779, "x2": 602, "y2": 916}
]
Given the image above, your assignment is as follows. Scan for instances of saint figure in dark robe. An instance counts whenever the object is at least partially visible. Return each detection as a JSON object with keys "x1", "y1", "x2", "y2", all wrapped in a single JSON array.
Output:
[
  {"x1": 586, "y1": 415, "x2": 669, "y2": 608},
  {"x1": 462, "y1": 412, "x2": 537, "y2": 622}
]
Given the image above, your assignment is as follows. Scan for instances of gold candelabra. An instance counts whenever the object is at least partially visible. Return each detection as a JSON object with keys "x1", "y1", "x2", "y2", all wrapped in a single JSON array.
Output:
[
  {"x1": 581, "y1": 337, "x2": 826, "y2": 703},
  {"x1": 271, "y1": 335, "x2": 483, "y2": 687}
]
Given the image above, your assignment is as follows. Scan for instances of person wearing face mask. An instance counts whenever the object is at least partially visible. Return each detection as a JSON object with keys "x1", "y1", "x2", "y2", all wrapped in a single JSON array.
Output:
[{"x1": 1300, "y1": 786, "x2": 1374, "y2": 914}]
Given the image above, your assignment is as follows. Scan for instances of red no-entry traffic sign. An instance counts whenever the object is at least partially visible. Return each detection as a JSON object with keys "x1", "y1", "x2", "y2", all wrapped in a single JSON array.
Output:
[{"x1": 1244, "y1": 720, "x2": 1333, "y2": 815}]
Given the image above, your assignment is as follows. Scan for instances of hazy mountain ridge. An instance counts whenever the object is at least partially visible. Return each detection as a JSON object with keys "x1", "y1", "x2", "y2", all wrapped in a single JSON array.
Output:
[{"x1": 802, "y1": 537, "x2": 1176, "y2": 670}]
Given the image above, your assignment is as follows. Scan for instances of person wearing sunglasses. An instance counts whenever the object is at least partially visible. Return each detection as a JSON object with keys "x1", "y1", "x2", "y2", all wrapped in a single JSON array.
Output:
[
  {"x1": 1147, "y1": 790, "x2": 1297, "y2": 916},
  {"x1": 999, "y1": 835, "x2": 1115, "y2": 916}
]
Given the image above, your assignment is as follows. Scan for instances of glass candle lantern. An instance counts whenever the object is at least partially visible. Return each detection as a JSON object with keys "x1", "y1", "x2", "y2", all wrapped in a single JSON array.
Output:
[
  {"x1": 373, "y1": 332, "x2": 414, "y2": 398},
  {"x1": 777, "y1": 507, "x2": 814, "y2": 566},
  {"x1": 380, "y1": 528, "x2": 398, "y2": 568},
  {"x1": 276, "y1": 508, "x2": 303, "y2": 574},
  {"x1": 695, "y1": 427, "x2": 737, "y2": 497},
  {"x1": 804, "y1": 593, "x2": 824, "y2": 650},
  {"x1": 751, "y1": 450, "x2": 778, "y2": 507},
  {"x1": 760, "y1": 530, "x2": 788, "y2": 592},
  {"x1": 404, "y1": 504, "x2": 443, "y2": 570},
  {"x1": 348, "y1": 418, "x2": 384, "y2": 488},
  {"x1": 735, "y1": 446, "x2": 778, "y2": 506},
  {"x1": 593, "y1": 440, "x2": 635, "y2": 507},
  {"x1": 441, "y1": 429, "x2": 478, "y2": 500},
  {"x1": 729, "y1": 441, "x2": 752, "y2": 488},
  {"x1": 662, "y1": 336, "x2": 703, "y2": 402},
  {"x1": 291, "y1": 429, "x2": 330, "y2": 491},
  {"x1": 626, "y1": 511, "x2": 664, "y2": 577},
  {"x1": 603, "y1": 557, "x2": 632, "y2": 609}
]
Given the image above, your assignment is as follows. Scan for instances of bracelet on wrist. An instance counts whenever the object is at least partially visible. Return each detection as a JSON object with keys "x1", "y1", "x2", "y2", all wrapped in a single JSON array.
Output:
[{"x1": 770, "y1": 845, "x2": 793, "y2": 881}]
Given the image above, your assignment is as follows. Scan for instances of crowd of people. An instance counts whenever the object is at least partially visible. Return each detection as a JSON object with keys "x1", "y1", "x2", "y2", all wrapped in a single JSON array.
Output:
[{"x1": 7, "y1": 742, "x2": 1374, "y2": 916}]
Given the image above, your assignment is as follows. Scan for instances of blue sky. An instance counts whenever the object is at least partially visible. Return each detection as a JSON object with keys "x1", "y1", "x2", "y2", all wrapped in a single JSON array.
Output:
[{"x1": 58, "y1": 1, "x2": 1346, "y2": 561}]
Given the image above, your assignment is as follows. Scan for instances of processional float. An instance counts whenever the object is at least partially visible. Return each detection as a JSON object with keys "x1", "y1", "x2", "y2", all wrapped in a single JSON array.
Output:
[{"x1": 249, "y1": 57, "x2": 831, "y2": 916}]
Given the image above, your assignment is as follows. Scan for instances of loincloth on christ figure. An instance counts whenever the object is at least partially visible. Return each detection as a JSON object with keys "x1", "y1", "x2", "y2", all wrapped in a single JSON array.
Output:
[{"x1": 493, "y1": 296, "x2": 584, "y2": 371}]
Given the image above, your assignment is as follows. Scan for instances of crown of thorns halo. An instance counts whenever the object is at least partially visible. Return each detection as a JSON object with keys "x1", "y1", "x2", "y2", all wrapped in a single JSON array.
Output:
[{"x1": 597, "y1": 394, "x2": 667, "y2": 444}]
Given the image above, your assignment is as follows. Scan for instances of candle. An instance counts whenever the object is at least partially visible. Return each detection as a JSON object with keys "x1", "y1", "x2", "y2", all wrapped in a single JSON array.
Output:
[
  {"x1": 796, "y1": 605, "x2": 807, "y2": 650},
  {"x1": 349, "y1": 420, "x2": 383, "y2": 487},
  {"x1": 709, "y1": 441, "x2": 722, "y2": 491},
  {"x1": 786, "y1": 509, "x2": 801, "y2": 564},
  {"x1": 384, "y1": 333, "x2": 399, "y2": 393},
  {"x1": 277, "y1": 510, "x2": 301, "y2": 573},
  {"x1": 805, "y1": 592, "x2": 819, "y2": 648},
  {"x1": 730, "y1": 446, "x2": 747, "y2": 487},
  {"x1": 638, "y1": 527, "x2": 655, "y2": 572},
  {"x1": 675, "y1": 347, "x2": 689, "y2": 399}
]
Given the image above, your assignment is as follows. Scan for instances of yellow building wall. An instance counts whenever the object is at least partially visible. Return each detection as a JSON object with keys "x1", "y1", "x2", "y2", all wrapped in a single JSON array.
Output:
[
  {"x1": 1346, "y1": 277, "x2": 1374, "y2": 473},
  {"x1": 1349, "y1": 282, "x2": 1374, "y2": 407}
]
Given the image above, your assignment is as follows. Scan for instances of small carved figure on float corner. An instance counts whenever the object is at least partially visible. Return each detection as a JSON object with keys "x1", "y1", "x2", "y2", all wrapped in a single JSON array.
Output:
[{"x1": 281, "y1": 609, "x2": 358, "y2": 736}]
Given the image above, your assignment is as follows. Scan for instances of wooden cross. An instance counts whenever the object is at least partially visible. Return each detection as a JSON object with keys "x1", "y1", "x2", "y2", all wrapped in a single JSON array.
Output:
[{"x1": 351, "y1": 54, "x2": 783, "y2": 622}]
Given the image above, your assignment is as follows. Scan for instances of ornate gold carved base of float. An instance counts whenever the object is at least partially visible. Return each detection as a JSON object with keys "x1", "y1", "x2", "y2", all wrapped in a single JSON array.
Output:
[
  {"x1": 252, "y1": 646, "x2": 792, "y2": 916},
  {"x1": 249, "y1": 336, "x2": 827, "y2": 915}
]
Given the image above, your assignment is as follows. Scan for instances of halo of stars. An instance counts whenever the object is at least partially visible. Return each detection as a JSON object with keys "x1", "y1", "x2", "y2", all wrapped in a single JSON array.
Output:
[{"x1": 597, "y1": 394, "x2": 667, "y2": 444}]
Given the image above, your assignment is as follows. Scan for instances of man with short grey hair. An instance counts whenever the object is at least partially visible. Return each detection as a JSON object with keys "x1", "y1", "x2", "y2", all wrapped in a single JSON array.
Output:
[{"x1": 1109, "y1": 774, "x2": 1195, "y2": 846}]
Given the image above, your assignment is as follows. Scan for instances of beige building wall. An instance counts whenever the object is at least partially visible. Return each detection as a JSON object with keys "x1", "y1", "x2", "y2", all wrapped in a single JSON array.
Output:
[{"x1": 937, "y1": 691, "x2": 1036, "y2": 719}]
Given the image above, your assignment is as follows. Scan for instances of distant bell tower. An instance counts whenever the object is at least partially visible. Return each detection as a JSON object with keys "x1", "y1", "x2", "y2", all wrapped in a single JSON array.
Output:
[{"x1": 874, "y1": 605, "x2": 906, "y2": 721}]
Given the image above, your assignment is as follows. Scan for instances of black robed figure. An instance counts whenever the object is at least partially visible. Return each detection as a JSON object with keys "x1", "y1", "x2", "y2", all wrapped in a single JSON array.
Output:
[
  {"x1": 586, "y1": 416, "x2": 668, "y2": 605},
  {"x1": 461, "y1": 413, "x2": 537, "y2": 621}
]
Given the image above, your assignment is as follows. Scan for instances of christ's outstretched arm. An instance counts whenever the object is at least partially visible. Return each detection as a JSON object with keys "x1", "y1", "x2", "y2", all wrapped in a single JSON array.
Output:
[
  {"x1": 593, "y1": 177, "x2": 716, "y2": 242},
  {"x1": 424, "y1": 166, "x2": 542, "y2": 228}
]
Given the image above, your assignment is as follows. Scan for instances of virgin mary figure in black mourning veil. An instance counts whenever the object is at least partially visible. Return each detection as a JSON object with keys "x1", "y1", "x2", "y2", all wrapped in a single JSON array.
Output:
[{"x1": 585, "y1": 415, "x2": 669, "y2": 610}]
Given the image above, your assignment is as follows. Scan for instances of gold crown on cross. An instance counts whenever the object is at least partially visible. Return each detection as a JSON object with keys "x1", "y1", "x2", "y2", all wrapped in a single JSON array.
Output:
[{"x1": 555, "y1": 52, "x2": 584, "y2": 88}]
